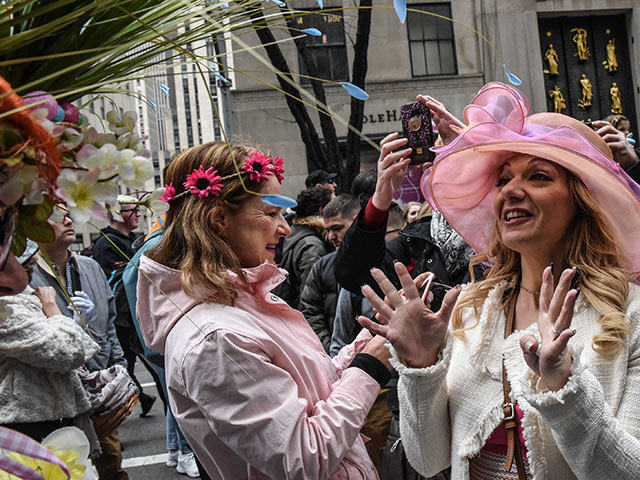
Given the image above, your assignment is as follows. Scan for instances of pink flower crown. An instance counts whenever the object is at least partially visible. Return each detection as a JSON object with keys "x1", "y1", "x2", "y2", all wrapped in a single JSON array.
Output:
[{"x1": 159, "y1": 152, "x2": 285, "y2": 202}]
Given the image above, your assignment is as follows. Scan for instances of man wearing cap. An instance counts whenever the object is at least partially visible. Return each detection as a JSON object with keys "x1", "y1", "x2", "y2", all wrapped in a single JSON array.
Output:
[{"x1": 305, "y1": 169, "x2": 338, "y2": 194}]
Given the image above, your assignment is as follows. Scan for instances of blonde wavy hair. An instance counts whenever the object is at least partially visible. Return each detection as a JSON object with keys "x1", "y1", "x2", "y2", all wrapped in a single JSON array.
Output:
[
  {"x1": 148, "y1": 140, "x2": 270, "y2": 305},
  {"x1": 451, "y1": 172, "x2": 631, "y2": 357}
]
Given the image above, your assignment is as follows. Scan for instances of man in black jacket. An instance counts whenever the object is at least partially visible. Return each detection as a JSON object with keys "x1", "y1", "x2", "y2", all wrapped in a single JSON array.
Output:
[{"x1": 273, "y1": 187, "x2": 333, "y2": 307}]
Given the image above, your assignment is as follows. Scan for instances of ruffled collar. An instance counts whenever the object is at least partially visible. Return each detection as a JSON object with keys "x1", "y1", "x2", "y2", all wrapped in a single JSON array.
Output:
[{"x1": 228, "y1": 262, "x2": 288, "y2": 299}]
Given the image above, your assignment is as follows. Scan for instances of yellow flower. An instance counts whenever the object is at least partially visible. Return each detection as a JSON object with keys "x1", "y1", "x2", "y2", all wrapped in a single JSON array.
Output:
[
  {"x1": 47, "y1": 447, "x2": 87, "y2": 480},
  {"x1": 0, "y1": 451, "x2": 68, "y2": 480},
  {"x1": 0, "y1": 427, "x2": 98, "y2": 480}
]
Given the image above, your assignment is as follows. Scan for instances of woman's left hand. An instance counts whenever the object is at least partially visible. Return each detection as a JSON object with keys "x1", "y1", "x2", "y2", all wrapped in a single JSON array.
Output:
[{"x1": 519, "y1": 266, "x2": 579, "y2": 391}]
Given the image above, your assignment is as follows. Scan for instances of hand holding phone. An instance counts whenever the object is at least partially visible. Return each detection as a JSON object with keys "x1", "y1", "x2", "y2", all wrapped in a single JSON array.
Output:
[{"x1": 401, "y1": 102, "x2": 435, "y2": 165}]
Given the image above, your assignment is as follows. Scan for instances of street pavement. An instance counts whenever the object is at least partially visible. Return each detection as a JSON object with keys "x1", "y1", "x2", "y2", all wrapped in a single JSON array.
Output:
[{"x1": 118, "y1": 361, "x2": 198, "y2": 479}]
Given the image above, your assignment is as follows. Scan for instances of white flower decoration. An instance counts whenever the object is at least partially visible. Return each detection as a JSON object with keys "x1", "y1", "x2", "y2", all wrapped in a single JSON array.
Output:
[
  {"x1": 106, "y1": 111, "x2": 136, "y2": 136},
  {"x1": 56, "y1": 168, "x2": 119, "y2": 224},
  {"x1": 141, "y1": 187, "x2": 169, "y2": 215},
  {"x1": 117, "y1": 151, "x2": 154, "y2": 188},
  {"x1": 0, "y1": 164, "x2": 39, "y2": 205}
]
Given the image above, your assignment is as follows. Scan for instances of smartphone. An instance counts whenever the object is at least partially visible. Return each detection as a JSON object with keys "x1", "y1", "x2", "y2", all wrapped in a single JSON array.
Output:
[{"x1": 400, "y1": 102, "x2": 435, "y2": 165}]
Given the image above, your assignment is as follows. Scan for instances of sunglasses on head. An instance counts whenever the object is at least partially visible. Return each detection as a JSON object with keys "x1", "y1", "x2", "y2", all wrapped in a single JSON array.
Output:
[{"x1": 0, "y1": 206, "x2": 17, "y2": 272}]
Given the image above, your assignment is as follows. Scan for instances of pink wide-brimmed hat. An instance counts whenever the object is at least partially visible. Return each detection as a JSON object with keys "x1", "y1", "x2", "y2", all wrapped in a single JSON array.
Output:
[{"x1": 421, "y1": 82, "x2": 640, "y2": 275}]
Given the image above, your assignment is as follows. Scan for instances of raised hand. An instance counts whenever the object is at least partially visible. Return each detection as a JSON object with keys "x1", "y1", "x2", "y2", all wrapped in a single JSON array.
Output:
[
  {"x1": 358, "y1": 262, "x2": 460, "y2": 368},
  {"x1": 371, "y1": 133, "x2": 411, "y2": 211},
  {"x1": 417, "y1": 95, "x2": 465, "y2": 146},
  {"x1": 592, "y1": 120, "x2": 639, "y2": 169},
  {"x1": 520, "y1": 266, "x2": 579, "y2": 391}
]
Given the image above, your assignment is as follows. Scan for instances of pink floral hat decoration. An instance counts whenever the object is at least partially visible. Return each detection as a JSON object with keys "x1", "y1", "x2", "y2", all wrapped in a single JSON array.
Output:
[
  {"x1": 421, "y1": 82, "x2": 640, "y2": 275},
  {"x1": 162, "y1": 151, "x2": 288, "y2": 204},
  {"x1": 184, "y1": 165, "x2": 223, "y2": 199}
]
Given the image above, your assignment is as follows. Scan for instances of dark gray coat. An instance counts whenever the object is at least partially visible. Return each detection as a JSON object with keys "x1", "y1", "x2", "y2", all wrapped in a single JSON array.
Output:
[
  {"x1": 30, "y1": 253, "x2": 125, "y2": 371},
  {"x1": 272, "y1": 217, "x2": 331, "y2": 308}
]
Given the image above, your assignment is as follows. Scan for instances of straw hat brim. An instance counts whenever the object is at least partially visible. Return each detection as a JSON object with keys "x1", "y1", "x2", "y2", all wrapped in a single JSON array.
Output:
[{"x1": 426, "y1": 139, "x2": 640, "y2": 274}]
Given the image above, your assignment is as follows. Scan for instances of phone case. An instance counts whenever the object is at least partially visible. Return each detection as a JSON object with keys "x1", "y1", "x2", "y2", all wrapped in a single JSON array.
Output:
[{"x1": 400, "y1": 102, "x2": 435, "y2": 165}]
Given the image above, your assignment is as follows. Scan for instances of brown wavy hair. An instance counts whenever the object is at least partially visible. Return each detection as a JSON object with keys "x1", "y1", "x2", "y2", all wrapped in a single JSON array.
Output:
[
  {"x1": 148, "y1": 140, "x2": 270, "y2": 305},
  {"x1": 452, "y1": 172, "x2": 631, "y2": 357}
]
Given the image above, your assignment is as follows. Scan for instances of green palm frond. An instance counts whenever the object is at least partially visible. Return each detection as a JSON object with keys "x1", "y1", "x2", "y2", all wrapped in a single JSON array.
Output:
[{"x1": 0, "y1": 0, "x2": 285, "y2": 101}]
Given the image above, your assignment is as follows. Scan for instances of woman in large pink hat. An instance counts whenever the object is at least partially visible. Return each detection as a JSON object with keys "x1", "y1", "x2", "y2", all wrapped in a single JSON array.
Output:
[{"x1": 359, "y1": 83, "x2": 640, "y2": 479}]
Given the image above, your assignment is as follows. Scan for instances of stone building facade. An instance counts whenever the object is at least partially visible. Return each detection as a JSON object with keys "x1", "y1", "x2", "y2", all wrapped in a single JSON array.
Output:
[{"x1": 229, "y1": 0, "x2": 640, "y2": 197}]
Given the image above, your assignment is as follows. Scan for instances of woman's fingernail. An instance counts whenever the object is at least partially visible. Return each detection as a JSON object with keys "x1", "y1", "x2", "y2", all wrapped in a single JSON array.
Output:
[
  {"x1": 550, "y1": 262, "x2": 554, "y2": 275},
  {"x1": 525, "y1": 341, "x2": 534, "y2": 351},
  {"x1": 360, "y1": 284, "x2": 367, "y2": 290},
  {"x1": 575, "y1": 287, "x2": 581, "y2": 298},
  {"x1": 572, "y1": 329, "x2": 577, "y2": 336}
]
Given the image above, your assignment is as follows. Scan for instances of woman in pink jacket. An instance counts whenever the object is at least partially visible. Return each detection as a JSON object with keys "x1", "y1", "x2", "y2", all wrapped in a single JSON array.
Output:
[{"x1": 137, "y1": 141, "x2": 400, "y2": 479}]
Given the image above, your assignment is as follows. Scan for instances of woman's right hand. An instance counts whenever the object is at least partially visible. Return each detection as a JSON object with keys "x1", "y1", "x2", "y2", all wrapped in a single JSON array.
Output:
[
  {"x1": 358, "y1": 263, "x2": 460, "y2": 368},
  {"x1": 361, "y1": 335, "x2": 392, "y2": 370},
  {"x1": 371, "y1": 133, "x2": 412, "y2": 211}
]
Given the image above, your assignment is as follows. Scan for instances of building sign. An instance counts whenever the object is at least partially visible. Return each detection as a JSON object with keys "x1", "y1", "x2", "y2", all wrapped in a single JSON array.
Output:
[{"x1": 361, "y1": 109, "x2": 400, "y2": 124}]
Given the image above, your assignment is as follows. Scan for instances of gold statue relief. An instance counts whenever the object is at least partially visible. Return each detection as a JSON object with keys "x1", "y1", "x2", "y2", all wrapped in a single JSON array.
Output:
[
  {"x1": 571, "y1": 28, "x2": 590, "y2": 61},
  {"x1": 578, "y1": 74, "x2": 593, "y2": 110},
  {"x1": 603, "y1": 38, "x2": 619, "y2": 72},
  {"x1": 549, "y1": 85, "x2": 567, "y2": 113},
  {"x1": 610, "y1": 82, "x2": 623, "y2": 114},
  {"x1": 543, "y1": 44, "x2": 559, "y2": 76}
]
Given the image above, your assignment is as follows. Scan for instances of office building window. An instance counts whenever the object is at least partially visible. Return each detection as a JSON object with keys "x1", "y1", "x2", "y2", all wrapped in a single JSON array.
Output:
[
  {"x1": 407, "y1": 3, "x2": 457, "y2": 76},
  {"x1": 296, "y1": 12, "x2": 348, "y2": 83}
]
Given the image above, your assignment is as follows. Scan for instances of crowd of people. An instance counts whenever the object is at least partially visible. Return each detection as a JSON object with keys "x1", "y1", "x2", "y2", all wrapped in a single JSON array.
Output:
[{"x1": 3, "y1": 79, "x2": 640, "y2": 480}]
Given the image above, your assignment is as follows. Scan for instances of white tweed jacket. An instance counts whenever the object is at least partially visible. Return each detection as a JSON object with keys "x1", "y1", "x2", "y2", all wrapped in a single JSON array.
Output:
[{"x1": 392, "y1": 280, "x2": 640, "y2": 480}]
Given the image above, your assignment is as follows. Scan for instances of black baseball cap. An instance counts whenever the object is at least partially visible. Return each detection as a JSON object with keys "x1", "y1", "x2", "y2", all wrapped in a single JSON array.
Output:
[{"x1": 305, "y1": 169, "x2": 338, "y2": 188}]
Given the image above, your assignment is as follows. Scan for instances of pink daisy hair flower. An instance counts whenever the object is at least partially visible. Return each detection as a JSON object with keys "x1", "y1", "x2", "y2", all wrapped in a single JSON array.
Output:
[
  {"x1": 159, "y1": 183, "x2": 176, "y2": 202},
  {"x1": 268, "y1": 156, "x2": 285, "y2": 183},
  {"x1": 241, "y1": 152, "x2": 272, "y2": 183},
  {"x1": 183, "y1": 165, "x2": 223, "y2": 198}
]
